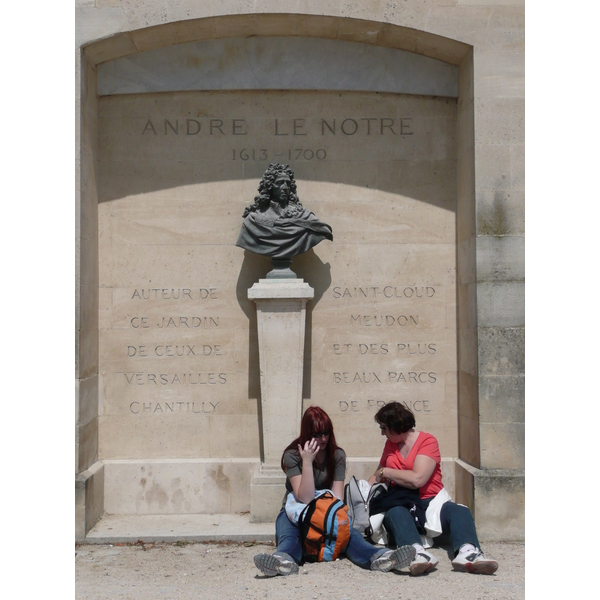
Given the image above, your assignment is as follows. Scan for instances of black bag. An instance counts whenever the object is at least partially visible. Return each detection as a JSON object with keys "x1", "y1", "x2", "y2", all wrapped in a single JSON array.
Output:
[{"x1": 369, "y1": 484, "x2": 427, "y2": 535}]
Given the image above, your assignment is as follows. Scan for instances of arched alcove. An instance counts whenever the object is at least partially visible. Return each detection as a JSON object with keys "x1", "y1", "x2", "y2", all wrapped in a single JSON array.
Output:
[{"x1": 76, "y1": 13, "x2": 479, "y2": 540}]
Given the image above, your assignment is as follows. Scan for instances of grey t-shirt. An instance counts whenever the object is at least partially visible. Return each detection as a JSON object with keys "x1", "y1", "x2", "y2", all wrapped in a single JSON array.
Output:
[{"x1": 281, "y1": 447, "x2": 347, "y2": 508}]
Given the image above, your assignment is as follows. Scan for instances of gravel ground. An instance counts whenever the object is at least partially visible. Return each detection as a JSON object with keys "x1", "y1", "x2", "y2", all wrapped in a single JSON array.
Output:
[{"x1": 76, "y1": 540, "x2": 524, "y2": 599}]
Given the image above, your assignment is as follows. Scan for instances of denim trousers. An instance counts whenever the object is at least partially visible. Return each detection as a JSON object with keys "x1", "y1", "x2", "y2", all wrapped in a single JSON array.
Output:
[
  {"x1": 275, "y1": 509, "x2": 386, "y2": 569},
  {"x1": 382, "y1": 499, "x2": 481, "y2": 554}
]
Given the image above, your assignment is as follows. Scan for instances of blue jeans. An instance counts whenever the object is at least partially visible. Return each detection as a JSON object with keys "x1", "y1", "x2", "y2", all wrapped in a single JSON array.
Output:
[
  {"x1": 382, "y1": 499, "x2": 481, "y2": 555},
  {"x1": 275, "y1": 509, "x2": 387, "y2": 569}
]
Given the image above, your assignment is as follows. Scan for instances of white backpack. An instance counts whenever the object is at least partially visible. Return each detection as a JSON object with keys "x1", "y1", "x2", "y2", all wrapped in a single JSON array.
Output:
[{"x1": 343, "y1": 476, "x2": 388, "y2": 536}]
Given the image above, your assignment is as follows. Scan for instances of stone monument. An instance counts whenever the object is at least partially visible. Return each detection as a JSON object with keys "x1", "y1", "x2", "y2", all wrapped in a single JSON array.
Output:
[
  {"x1": 76, "y1": 6, "x2": 524, "y2": 544},
  {"x1": 239, "y1": 164, "x2": 332, "y2": 521}
]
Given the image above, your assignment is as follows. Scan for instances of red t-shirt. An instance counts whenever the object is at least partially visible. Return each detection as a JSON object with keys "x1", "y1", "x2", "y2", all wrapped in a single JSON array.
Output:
[{"x1": 379, "y1": 431, "x2": 444, "y2": 499}]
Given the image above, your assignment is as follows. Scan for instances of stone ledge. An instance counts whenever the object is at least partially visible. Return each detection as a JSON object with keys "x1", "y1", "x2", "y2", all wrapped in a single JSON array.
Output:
[
  {"x1": 84, "y1": 513, "x2": 276, "y2": 544},
  {"x1": 76, "y1": 461, "x2": 105, "y2": 541},
  {"x1": 455, "y1": 459, "x2": 525, "y2": 542}
]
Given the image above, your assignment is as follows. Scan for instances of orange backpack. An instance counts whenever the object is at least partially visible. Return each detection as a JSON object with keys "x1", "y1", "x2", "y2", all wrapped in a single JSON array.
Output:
[{"x1": 298, "y1": 492, "x2": 351, "y2": 562}]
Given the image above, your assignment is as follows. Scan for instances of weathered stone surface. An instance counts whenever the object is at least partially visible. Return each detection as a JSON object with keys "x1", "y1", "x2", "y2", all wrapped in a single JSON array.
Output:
[
  {"x1": 103, "y1": 459, "x2": 257, "y2": 514},
  {"x1": 479, "y1": 374, "x2": 525, "y2": 423},
  {"x1": 476, "y1": 235, "x2": 524, "y2": 282},
  {"x1": 97, "y1": 37, "x2": 459, "y2": 97},
  {"x1": 478, "y1": 326, "x2": 525, "y2": 376},
  {"x1": 474, "y1": 467, "x2": 525, "y2": 541},
  {"x1": 76, "y1": 462, "x2": 105, "y2": 541},
  {"x1": 76, "y1": 2, "x2": 525, "y2": 542}
]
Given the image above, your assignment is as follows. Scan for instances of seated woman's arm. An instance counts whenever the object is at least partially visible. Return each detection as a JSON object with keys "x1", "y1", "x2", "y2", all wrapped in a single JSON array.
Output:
[
  {"x1": 369, "y1": 455, "x2": 437, "y2": 490},
  {"x1": 331, "y1": 480, "x2": 344, "y2": 499},
  {"x1": 289, "y1": 439, "x2": 319, "y2": 503}
]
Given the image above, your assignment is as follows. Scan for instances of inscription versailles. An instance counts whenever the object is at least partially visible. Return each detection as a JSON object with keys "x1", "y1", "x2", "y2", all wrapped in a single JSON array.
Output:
[{"x1": 141, "y1": 117, "x2": 414, "y2": 137}]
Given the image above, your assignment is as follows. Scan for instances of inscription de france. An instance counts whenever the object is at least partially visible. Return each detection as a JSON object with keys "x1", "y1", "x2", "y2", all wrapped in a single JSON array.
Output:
[{"x1": 339, "y1": 399, "x2": 432, "y2": 414}]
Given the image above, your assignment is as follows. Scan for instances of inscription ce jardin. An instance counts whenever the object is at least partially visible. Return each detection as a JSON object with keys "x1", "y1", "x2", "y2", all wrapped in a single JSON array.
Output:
[
  {"x1": 128, "y1": 288, "x2": 219, "y2": 329},
  {"x1": 141, "y1": 116, "x2": 415, "y2": 162},
  {"x1": 330, "y1": 284, "x2": 440, "y2": 414}
]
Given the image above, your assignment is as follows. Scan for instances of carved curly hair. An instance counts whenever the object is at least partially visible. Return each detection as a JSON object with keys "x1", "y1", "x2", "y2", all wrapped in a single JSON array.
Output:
[{"x1": 242, "y1": 163, "x2": 304, "y2": 218}]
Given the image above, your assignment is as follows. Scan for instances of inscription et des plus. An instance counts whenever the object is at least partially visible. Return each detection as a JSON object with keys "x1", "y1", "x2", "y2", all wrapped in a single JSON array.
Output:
[{"x1": 332, "y1": 343, "x2": 436, "y2": 355}]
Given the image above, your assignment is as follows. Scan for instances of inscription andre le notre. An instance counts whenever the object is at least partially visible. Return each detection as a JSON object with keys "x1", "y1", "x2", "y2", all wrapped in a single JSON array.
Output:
[{"x1": 141, "y1": 117, "x2": 414, "y2": 137}]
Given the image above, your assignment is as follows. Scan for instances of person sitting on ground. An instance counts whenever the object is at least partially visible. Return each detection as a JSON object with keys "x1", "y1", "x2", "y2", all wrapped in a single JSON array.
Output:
[
  {"x1": 253, "y1": 406, "x2": 415, "y2": 576},
  {"x1": 369, "y1": 401, "x2": 499, "y2": 576}
]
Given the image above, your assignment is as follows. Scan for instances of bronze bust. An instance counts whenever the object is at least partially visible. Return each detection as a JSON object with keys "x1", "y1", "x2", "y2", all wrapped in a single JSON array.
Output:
[{"x1": 236, "y1": 163, "x2": 333, "y2": 276}]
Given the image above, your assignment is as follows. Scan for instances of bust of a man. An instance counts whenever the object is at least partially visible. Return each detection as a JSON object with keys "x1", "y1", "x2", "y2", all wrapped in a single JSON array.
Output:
[{"x1": 236, "y1": 163, "x2": 333, "y2": 261}]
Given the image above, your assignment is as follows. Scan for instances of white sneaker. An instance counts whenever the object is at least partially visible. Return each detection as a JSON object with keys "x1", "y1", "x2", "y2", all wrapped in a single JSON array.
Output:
[
  {"x1": 451, "y1": 549, "x2": 498, "y2": 574},
  {"x1": 370, "y1": 545, "x2": 416, "y2": 572},
  {"x1": 253, "y1": 553, "x2": 299, "y2": 577},
  {"x1": 409, "y1": 550, "x2": 439, "y2": 575}
]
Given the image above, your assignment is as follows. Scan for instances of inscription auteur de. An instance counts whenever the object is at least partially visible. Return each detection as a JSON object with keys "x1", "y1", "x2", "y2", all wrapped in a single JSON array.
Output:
[
  {"x1": 131, "y1": 288, "x2": 218, "y2": 300},
  {"x1": 141, "y1": 117, "x2": 414, "y2": 137}
]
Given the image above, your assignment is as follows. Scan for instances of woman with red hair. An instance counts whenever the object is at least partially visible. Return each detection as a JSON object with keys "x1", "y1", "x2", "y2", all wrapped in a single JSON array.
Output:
[{"x1": 254, "y1": 406, "x2": 415, "y2": 577}]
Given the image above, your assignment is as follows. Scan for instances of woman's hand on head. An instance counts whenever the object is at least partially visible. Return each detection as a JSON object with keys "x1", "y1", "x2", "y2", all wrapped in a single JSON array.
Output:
[{"x1": 298, "y1": 438, "x2": 319, "y2": 464}]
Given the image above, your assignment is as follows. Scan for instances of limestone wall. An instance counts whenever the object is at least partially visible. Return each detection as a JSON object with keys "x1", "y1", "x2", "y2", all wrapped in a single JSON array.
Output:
[{"x1": 76, "y1": 1, "x2": 525, "y2": 541}]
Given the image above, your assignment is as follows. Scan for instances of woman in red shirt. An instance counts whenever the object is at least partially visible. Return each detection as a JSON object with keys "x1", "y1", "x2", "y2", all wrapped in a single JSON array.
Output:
[{"x1": 369, "y1": 402, "x2": 498, "y2": 576}]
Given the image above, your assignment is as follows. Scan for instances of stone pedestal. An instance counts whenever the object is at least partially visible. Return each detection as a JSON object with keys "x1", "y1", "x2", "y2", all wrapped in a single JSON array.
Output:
[{"x1": 248, "y1": 279, "x2": 314, "y2": 522}]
